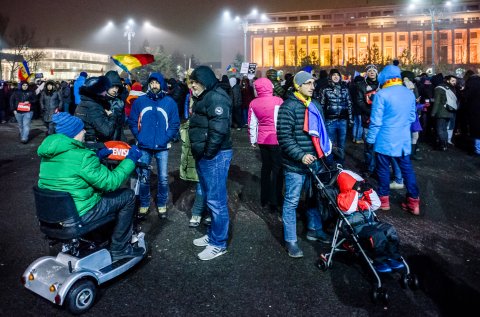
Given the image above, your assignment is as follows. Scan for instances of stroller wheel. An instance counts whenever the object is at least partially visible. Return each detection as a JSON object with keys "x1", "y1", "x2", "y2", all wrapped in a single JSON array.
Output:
[
  {"x1": 401, "y1": 273, "x2": 419, "y2": 290},
  {"x1": 316, "y1": 254, "x2": 329, "y2": 271},
  {"x1": 371, "y1": 287, "x2": 389, "y2": 304}
]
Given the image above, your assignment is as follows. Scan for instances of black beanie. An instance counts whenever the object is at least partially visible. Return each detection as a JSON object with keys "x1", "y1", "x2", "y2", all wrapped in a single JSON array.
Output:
[{"x1": 329, "y1": 69, "x2": 341, "y2": 77}]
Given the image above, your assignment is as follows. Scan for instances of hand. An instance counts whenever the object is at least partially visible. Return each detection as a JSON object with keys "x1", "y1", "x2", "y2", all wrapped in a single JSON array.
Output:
[
  {"x1": 126, "y1": 145, "x2": 142, "y2": 163},
  {"x1": 96, "y1": 147, "x2": 113, "y2": 160},
  {"x1": 105, "y1": 109, "x2": 112, "y2": 116},
  {"x1": 301, "y1": 154, "x2": 316, "y2": 165}
]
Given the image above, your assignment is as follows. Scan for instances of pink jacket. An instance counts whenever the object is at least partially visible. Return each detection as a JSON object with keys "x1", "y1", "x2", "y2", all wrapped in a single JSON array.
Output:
[{"x1": 248, "y1": 78, "x2": 284, "y2": 145}]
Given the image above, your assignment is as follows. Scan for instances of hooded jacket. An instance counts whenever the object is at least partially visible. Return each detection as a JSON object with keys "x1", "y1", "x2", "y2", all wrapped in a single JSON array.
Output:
[
  {"x1": 188, "y1": 66, "x2": 232, "y2": 160},
  {"x1": 75, "y1": 76, "x2": 122, "y2": 144},
  {"x1": 248, "y1": 78, "x2": 283, "y2": 145},
  {"x1": 73, "y1": 73, "x2": 87, "y2": 105},
  {"x1": 40, "y1": 81, "x2": 63, "y2": 122},
  {"x1": 366, "y1": 65, "x2": 416, "y2": 156},
  {"x1": 128, "y1": 72, "x2": 180, "y2": 150},
  {"x1": 37, "y1": 133, "x2": 135, "y2": 216}
]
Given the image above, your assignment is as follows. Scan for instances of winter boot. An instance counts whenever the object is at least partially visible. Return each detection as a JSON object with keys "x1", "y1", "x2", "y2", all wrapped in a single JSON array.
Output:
[
  {"x1": 401, "y1": 197, "x2": 420, "y2": 215},
  {"x1": 379, "y1": 196, "x2": 390, "y2": 211},
  {"x1": 411, "y1": 144, "x2": 423, "y2": 161}
]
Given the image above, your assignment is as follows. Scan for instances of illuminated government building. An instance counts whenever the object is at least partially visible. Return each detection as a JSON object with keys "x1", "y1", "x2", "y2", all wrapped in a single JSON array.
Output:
[{"x1": 230, "y1": 1, "x2": 480, "y2": 73}]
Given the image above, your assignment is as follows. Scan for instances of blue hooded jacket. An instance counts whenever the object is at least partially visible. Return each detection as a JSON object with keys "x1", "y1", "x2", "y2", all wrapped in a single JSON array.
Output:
[
  {"x1": 128, "y1": 72, "x2": 180, "y2": 150},
  {"x1": 366, "y1": 65, "x2": 416, "y2": 156}
]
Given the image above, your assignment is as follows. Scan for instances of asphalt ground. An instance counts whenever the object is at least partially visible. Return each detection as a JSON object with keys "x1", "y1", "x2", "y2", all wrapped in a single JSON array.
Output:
[{"x1": 0, "y1": 119, "x2": 479, "y2": 316}]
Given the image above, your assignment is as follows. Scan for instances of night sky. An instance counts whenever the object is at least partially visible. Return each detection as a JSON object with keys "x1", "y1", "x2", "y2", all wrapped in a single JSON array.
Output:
[{"x1": 4, "y1": 0, "x2": 401, "y2": 62}]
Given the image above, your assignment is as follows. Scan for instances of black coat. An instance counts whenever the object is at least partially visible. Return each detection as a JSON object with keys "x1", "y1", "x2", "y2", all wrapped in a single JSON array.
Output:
[
  {"x1": 355, "y1": 77, "x2": 380, "y2": 128},
  {"x1": 465, "y1": 75, "x2": 480, "y2": 138}
]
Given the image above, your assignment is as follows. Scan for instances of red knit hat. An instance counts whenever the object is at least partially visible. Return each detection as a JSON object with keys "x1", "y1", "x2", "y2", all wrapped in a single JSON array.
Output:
[{"x1": 131, "y1": 82, "x2": 143, "y2": 91}]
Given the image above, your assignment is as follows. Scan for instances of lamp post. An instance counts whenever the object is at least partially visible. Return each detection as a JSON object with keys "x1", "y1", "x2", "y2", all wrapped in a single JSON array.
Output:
[
  {"x1": 224, "y1": 9, "x2": 268, "y2": 63},
  {"x1": 409, "y1": 0, "x2": 453, "y2": 74},
  {"x1": 124, "y1": 19, "x2": 135, "y2": 54}
]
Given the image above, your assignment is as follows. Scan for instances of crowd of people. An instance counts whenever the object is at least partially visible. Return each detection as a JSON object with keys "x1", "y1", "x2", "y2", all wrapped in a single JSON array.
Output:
[{"x1": 4, "y1": 61, "x2": 478, "y2": 266}]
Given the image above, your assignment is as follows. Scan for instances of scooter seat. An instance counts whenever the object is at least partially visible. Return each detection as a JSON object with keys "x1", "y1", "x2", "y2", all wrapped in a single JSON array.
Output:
[{"x1": 33, "y1": 186, "x2": 115, "y2": 240}]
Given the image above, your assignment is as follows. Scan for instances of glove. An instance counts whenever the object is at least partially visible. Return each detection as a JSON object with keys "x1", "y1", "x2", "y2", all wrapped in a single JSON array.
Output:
[
  {"x1": 126, "y1": 145, "x2": 142, "y2": 163},
  {"x1": 96, "y1": 147, "x2": 113, "y2": 160}
]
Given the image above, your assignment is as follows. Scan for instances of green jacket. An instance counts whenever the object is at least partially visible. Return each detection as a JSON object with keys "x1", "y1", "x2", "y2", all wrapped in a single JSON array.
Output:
[{"x1": 37, "y1": 134, "x2": 136, "y2": 216}]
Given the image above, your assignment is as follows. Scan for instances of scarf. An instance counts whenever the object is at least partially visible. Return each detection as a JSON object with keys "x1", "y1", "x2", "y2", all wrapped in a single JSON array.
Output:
[
  {"x1": 382, "y1": 78, "x2": 403, "y2": 89},
  {"x1": 294, "y1": 91, "x2": 332, "y2": 158}
]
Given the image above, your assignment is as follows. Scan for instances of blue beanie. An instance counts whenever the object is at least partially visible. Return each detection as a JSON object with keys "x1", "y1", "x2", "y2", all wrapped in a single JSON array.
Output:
[
  {"x1": 52, "y1": 112, "x2": 84, "y2": 138},
  {"x1": 378, "y1": 65, "x2": 401, "y2": 86},
  {"x1": 80, "y1": 71, "x2": 88, "y2": 78}
]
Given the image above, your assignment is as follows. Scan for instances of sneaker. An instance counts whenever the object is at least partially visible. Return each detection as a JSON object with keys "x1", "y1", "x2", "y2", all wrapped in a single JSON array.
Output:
[
  {"x1": 158, "y1": 206, "x2": 167, "y2": 219},
  {"x1": 356, "y1": 139, "x2": 364, "y2": 144},
  {"x1": 373, "y1": 262, "x2": 392, "y2": 273},
  {"x1": 202, "y1": 216, "x2": 212, "y2": 226},
  {"x1": 389, "y1": 181, "x2": 405, "y2": 190},
  {"x1": 285, "y1": 241, "x2": 304, "y2": 258},
  {"x1": 386, "y1": 258, "x2": 405, "y2": 270},
  {"x1": 306, "y1": 229, "x2": 332, "y2": 244},
  {"x1": 193, "y1": 235, "x2": 209, "y2": 247},
  {"x1": 198, "y1": 245, "x2": 227, "y2": 260},
  {"x1": 139, "y1": 207, "x2": 149, "y2": 215},
  {"x1": 111, "y1": 245, "x2": 145, "y2": 261},
  {"x1": 189, "y1": 215, "x2": 201, "y2": 227}
]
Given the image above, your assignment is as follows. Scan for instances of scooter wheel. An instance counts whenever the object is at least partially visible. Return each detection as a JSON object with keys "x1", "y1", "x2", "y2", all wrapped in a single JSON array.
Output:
[{"x1": 65, "y1": 279, "x2": 97, "y2": 314}]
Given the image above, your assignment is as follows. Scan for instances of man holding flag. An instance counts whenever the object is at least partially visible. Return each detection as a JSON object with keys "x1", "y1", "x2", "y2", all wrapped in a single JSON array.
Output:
[{"x1": 276, "y1": 70, "x2": 333, "y2": 258}]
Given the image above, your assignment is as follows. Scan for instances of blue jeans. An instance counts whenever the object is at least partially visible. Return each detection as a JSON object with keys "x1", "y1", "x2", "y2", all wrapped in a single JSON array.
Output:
[
  {"x1": 363, "y1": 128, "x2": 376, "y2": 173},
  {"x1": 391, "y1": 158, "x2": 403, "y2": 184},
  {"x1": 14, "y1": 111, "x2": 33, "y2": 141},
  {"x1": 138, "y1": 149, "x2": 169, "y2": 208},
  {"x1": 191, "y1": 182, "x2": 207, "y2": 217},
  {"x1": 283, "y1": 171, "x2": 324, "y2": 243},
  {"x1": 326, "y1": 119, "x2": 347, "y2": 165},
  {"x1": 352, "y1": 114, "x2": 363, "y2": 141},
  {"x1": 196, "y1": 150, "x2": 233, "y2": 248},
  {"x1": 376, "y1": 153, "x2": 419, "y2": 198}
]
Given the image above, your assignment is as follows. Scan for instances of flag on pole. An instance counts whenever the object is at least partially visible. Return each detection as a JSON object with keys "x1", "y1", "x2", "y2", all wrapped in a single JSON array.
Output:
[
  {"x1": 110, "y1": 54, "x2": 155, "y2": 73},
  {"x1": 18, "y1": 60, "x2": 30, "y2": 81}
]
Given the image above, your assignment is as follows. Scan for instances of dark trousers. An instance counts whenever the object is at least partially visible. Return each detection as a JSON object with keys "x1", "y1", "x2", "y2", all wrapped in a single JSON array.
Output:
[
  {"x1": 81, "y1": 188, "x2": 135, "y2": 252},
  {"x1": 259, "y1": 144, "x2": 283, "y2": 207}
]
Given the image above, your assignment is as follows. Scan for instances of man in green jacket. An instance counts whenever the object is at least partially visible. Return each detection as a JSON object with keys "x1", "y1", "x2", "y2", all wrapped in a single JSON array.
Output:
[{"x1": 37, "y1": 112, "x2": 144, "y2": 261}]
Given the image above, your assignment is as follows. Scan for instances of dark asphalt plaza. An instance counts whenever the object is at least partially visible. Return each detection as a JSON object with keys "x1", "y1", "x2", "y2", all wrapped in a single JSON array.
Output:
[{"x1": 0, "y1": 119, "x2": 479, "y2": 316}]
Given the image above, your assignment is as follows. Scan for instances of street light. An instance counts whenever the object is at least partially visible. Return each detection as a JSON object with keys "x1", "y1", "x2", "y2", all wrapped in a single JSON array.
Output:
[
  {"x1": 224, "y1": 9, "x2": 268, "y2": 63},
  {"x1": 124, "y1": 19, "x2": 135, "y2": 54},
  {"x1": 408, "y1": 0, "x2": 454, "y2": 74}
]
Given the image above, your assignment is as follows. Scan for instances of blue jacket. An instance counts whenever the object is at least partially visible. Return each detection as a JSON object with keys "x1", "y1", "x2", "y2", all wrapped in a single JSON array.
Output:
[
  {"x1": 366, "y1": 84, "x2": 416, "y2": 156},
  {"x1": 128, "y1": 72, "x2": 180, "y2": 150},
  {"x1": 73, "y1": 74, "x2": 86, "y2": 105}
]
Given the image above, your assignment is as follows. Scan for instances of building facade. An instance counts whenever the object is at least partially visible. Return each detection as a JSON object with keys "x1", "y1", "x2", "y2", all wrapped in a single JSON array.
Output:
[
  {"x1": 245, "y1": 1, "x2": 480, "y2": 73},
  {"x1": 1, "y1": 48, "x2": 113, "y2": 81}
]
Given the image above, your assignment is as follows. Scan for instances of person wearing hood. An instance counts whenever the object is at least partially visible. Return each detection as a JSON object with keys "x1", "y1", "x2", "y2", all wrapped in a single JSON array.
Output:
[
  {"x1": 104, "y1": 70, "x2": 127, "y2": 142},
  {"x1": 128, "y1": 72, "x2": 180, "y2": 219},
  {"x1": 40, "y1": 80, "x2": 63, "y2": 135},
  {"x1": 355, "y1": 64, "x2": 380, "y2": 178},
  {"x1": 9, "y1": 81, "x2": 35, "y2": 143},
  {"x1": 189, "y1": 65, "x2": 232, "y2": 261},
  {"x1": 366, "y1": 65, "x2": 420, "y2": 216},
  {"x1": 60, "y1": 81, "x2": 72, "y2": 114},
  {"x1": 37, "y1": 112, "x2": 144, "y2": 261},
  {"x1": 247, "y1": 77, "x2": 284, "y2": 216},
  {"x1": 75, "y1": 75, "x2": 123, "y2": 148},
  {"x1": 72, "y1": 71, "x2": 87, "y2": 114},
  {"x1": 319, "y1": 68, "x2": 352, "y2": 166}
]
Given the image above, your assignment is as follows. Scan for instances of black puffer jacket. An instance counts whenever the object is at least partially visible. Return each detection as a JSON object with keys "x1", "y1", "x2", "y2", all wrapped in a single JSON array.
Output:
[
  {"x1": 277, "y1": 92, "x2": 325, "y2": 174},
  {"x1": 319, "y1": 81, "x2": 352, "y2": 121},
  {"x1": 355, "y1": 77, "x2": 380, "y2": 128},
  {"x1": 75, "y1": 76, "x2": 121, "y2": 144},
  {"x1": 189, "y1": 66, "x2": 232, "y2": 160}
]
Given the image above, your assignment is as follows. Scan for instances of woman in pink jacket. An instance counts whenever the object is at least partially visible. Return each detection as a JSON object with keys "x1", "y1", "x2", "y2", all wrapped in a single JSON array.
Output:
[{"x1": 248, "y1": 77, "x2": 284, "y2": 214}]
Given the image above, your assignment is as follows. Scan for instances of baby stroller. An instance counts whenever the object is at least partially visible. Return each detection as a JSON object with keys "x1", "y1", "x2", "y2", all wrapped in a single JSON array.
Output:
[{"x1": 311, "y1": 166, "x2": 418, "y2": 304}]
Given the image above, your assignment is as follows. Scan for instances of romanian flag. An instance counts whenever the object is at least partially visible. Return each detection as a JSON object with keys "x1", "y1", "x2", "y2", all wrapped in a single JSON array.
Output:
[
  {"x1": 18, "y1": 60, "x2": 30, "y2": 81},
  {"x1": 110, "y1": 54, "x2": 154, "y2": 73}
]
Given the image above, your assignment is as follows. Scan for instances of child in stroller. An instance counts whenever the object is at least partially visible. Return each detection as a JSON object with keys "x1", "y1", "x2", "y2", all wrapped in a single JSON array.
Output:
[{"x1": 335, "y1": 169, "x2": 405, "y2": 273}]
